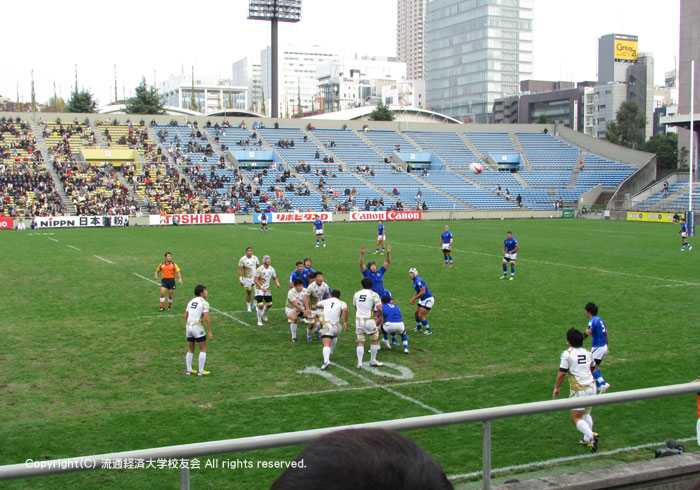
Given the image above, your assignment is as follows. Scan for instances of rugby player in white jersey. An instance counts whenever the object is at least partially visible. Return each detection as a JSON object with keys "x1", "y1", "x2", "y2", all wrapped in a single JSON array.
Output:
[
  {"x1": 254, "y1": 255, "x2": 281, "y2": 327},
  {"x1": 184, "y1": 285, "x2": 213, "y2": 376},
  {"x1": 353, "y1": 278, "x2": 384, "y2": 369},
  {"x1": 316, "y1": 290, "x2": 348, "y2": 370},
  {"x1": 285, "y1": 279, "x2": 307, "y2": 343},
  {"x1": 553, "y1": 328, "x2": 600, "y2": 452},
  {"x1": 237, "y1": 247, "x2": 259, "y2": 312},
  {"x1": 303, "y1": 271, "x2": 331, "y2": 342}
]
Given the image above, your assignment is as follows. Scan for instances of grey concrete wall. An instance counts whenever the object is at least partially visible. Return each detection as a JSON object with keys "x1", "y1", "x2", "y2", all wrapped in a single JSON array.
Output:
[
  {"x1": 492, "y1": 451, "x2": 700, "y2": 490},
  {"x1": 556, "y1": 125, "x2": 655, "y2": 167},
  {"x1": 608, "y1": 155, "x2": 658, "y2": 210},
  {"x1": 578, "y1": 184, "x2": 603, "y2": 210}
]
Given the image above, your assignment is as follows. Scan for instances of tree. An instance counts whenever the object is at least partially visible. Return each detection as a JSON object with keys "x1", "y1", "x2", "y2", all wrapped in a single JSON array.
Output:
[
  {"x1": 679, "y1": 146, "x2": 689, "y2": 169},
  {"x1": 125, "y1": 78, "x2": 165, "y2": 115},
  {"x1": 641, "y1": 133, "x2": 678, "y2": 169},
  {"x1": 66, "y1": 89, "x2": 97, "y2": 113},
  {"x1": 537, "y1": 115, "x2": 547, "y2": 124},
  {"x1": 44, "y1": 96, "x2": 66, "y2": 113},
  {"x1": 368, "y1": 102, "x2": 395, "y2": 121},
  {"x1": 605, "y1": 100, "x2": 645, "y2": 149}
]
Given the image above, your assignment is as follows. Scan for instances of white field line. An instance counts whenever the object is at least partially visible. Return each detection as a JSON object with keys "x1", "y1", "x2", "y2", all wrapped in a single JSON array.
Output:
[
  {"x1": 94, "y1": 255, "x2": 115, "y2": 264},
  {"x1": 247, "y1": 374, "x2": 484, "y2": 401},
  {"x1": 48, "y1": 237, "x2": 58, "y2": 242},
  {"x1": 269, "y1": 228, "x2": 700, "y2": 286},
  {"x1": 66, "y1": 245, "x2": 81, "y2": 251},
  {"x1": 651, "y1": 283, "x2": 700, "y2": 288},
  {"x1": 134, "y1": 308, "x2": 283, "y2": 320},
  {"x1": 447, "y1": 436, "x2": 697, "y2": 481},
  {"x1": 131, "y1": 273, "x2": 251, "y2": 327},
  {"x1": 333, "y1": 363, "x2": 443, "y2": 414}
]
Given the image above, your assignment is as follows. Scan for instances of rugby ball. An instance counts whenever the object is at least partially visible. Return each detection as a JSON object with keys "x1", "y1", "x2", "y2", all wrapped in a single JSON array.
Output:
[{"x1": 469, "y1": 162, "x2": 483, "y2": 174}]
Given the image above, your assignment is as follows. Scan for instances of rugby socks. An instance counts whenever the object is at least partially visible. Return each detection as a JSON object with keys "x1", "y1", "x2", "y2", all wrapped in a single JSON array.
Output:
[
  {"x1": 356, "y1": 346, "x2": 364, "y2": 366},
  {"x1": 583, "y1": 414, "x2": 594, "y2": 431},
  {"x1": 449, "y1": 256, "x2": 453, "y2": 265},
  {"x1": 323, "y1": 346, "x2": 331, "y2": 364},
  {"x1": 256, "y1": 307, "x2": 264, "y2": 323},
  {"x1": 383, "y1": 332, "x2": 389, "y2": 341},
  {"x1": 186, "y1": 352, "x2": 193, "y2": 373},
  {"x1": 246, "y1": 301, "x2": 251, "y2": 311},
  {"x1": 415, "y1": 315, "x2": 421, "y2": 330},
  {"x1": 168, "y1": 298, "x2": 173, "y2": 309},
  {"x1": 316, "y1": 239, "x2": 320, "y2": 246},
  {"x1": 261, "y1": 305, "x2": 269, "y2": 318},
  {"x1": 330, "y1": 337, "x2": 338, "y2": 354},
  {"x1": 198, "y1": 352, "x2": 206, "y2": 373},
  {"x1": 307, "y1": 327, "x2": 313, "y2": 341},
  {"x1": 375, "y1": 248, "x2": 379, "y2": 253},
  {"x1": 370, "y1": 344, "x2": 379, "y2": 363},
  {"x1": 576, "y1": 419, "x2": 594, "y2": 441},
  {"x1": 401, "y1": 333, "x2": 409, "y2": 350},
  {"x1": 290, "y1": 323, "x2": 297, "y2": 340},
  {"x1": 160, "y1": 295, "x2": 165, "y2": 308},
  {"x1": 421, "y1": 319, "x2": 431, "y2": 333},
  {"x1": 444, "y1": 255, "x2": 449, "y2": 265},
  {"x1": 503, "y1": 265, "x2": 507, "y2": 276},
  {"x1": 510, "y1": 266, "x2": 515, "y2": 278},
  {"x1": 391, "y1": 334, "x2": 397, "y2": 343},
  {"x1": 592, "y1": 370, "x2": 606, "y2": 388}
]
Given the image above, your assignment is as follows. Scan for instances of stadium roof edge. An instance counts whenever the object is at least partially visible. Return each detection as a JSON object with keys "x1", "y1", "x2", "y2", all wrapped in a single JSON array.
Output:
[
  {"x1": 303, "y1": 106, "x2": 463, "y2": 124},
  {"x1": 99, "y1": 104, "x2": 201, "y2": 116}
]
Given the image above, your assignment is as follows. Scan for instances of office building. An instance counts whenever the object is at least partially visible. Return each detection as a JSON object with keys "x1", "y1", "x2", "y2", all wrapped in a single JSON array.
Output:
[
  {"x1": 232, "y1": 58, "x2": 262, "y2": 113},
  {"x1": 397, "y1": 0, "x2": 428, "y2": 80},
  {"x1": 159, "y1": 75, "x2": 248, "y2": 113},
  {"x1": 426, "y1": 0, "x2": 533, "y2": 123}
]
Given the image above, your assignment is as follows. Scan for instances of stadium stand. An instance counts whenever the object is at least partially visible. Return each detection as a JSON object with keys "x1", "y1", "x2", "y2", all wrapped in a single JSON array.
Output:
[
  {"x1": 362, "y1": 129, "x2": 421, "y2": 156},
  {"x1": 464, "y1": 132, "x2": 517, "y2": 156},
  {"x1": 0, "y1": 118, "x2": 66, "y2": 217},
  {"x1": 516, "y1": 133, "x2": 579, "y2": 170},
  {"x1": 311, "y1": 128, "x2": 384, "y2": 166},
  {"x1": 403, "y1": 130, "x2": 481, "y2": 170},
  {"x1": 257, "y1": 127, "x2": 331, "y2": 166}
]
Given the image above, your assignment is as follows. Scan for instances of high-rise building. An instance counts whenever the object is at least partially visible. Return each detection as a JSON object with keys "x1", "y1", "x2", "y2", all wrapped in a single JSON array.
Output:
[
  {"x1": 678, "y1": 0, "x2": 700, "y2": 165},
  {"x1": 232, "y1": 58, "x2": 262, "y2": 113},
  {"x1": 397, "y1": 0, "x2": 427, "y2": 81},
  {"x1": 627, "y1": 53, "x2": 655, "y2": 140},
  {"x1": 260, "y1": 44, "x2": 339, "y2": 117},
  {"x1": 598, "y1": 34, "x2": 639, "y2": 84},
  {"x1": 425, "y1": 0, "x2": 533, "y2": 123}
]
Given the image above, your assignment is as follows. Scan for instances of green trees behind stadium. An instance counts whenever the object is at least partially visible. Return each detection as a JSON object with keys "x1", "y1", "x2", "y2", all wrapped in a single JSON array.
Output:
[{"x1": 125, "y1": 78, "x2": 165, "y2": 115}]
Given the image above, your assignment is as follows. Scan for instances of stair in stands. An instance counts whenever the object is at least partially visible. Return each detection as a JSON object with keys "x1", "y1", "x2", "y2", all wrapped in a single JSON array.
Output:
[
  {"x1": 117, "y1": 173, "x2": 147, "y2": 211},
  {"x1": 357, "y1": 131, "x2": 390, "y2": 160},
  {"x1": 458, "y1": 133, "x2": 492, "y2": 169},
  {"x1": 445, "y1": 162, "x2": 531, "y2": 210},
  {"x1": 305, "y1": 130, "x2": 343, "y2": 167},
  {"x1": 511, "y1": 172, "x2": 531, "y2": 189},
  {"x1": 510, "y1": 134, "x2": 533, "y2": 171},
  {"x1": 146, "y1": 126, "x2": 196, "y2": 191},
  {"x1": 410, "y1": 173, "x2": 475, "y2": 210},
  {"x1": 568, "y1": 151, "x2": 584, "y2": 188},
  {"x1": 400, "y1": 132, "x2": 426, "y2": 153},
  {"x1": 31, "y1": 121, "x2": 76, "y2": 215},
  {"x1": 91, "y1": 121, "x2": 106, "y2": 148}
]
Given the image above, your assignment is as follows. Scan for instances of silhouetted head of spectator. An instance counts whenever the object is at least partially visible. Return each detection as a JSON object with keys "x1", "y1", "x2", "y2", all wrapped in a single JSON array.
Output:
[{"x1": 270, "y1": 428, "x2": 453, "y2": 490}]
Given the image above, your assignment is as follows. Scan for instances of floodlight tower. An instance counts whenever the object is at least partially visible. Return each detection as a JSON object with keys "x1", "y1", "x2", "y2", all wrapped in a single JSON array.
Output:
[{"x1": 249, "y1": 0, "x2": 302, "y2": 118}]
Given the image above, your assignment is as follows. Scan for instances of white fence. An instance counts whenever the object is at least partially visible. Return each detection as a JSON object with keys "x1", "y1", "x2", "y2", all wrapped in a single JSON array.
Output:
[{"x1": 1, "y1": 383, "x2": 699, "y2": 489}]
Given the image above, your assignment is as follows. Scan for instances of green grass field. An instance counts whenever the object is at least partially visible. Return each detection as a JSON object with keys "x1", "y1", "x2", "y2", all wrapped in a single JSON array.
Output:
[{"x1": 1, "y1": 218, "x2": 698, "y2": 489}]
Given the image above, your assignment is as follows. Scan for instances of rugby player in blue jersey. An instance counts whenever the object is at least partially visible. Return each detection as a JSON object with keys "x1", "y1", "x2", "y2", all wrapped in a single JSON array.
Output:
[
  {"x1": 680, "y1": 219, "x2": 693, "y2": 251},
  {"x1": 313, "y1": 215, "x2": 326, "y2": 248},
  {"x1": 501, "y1": 231, "x2": 519, "y2": 280},
  {"x1": 409, "y1": 268, "x2": 433, "y2": 335},
  {"x1": 380, "y1": 295, "x2": 409, "y2": 353},
  {"x1": 375, "y1": 220, "x2": 386, "y2": 255},
  {"x1": 440, "y1": 225, "x2": 453, "y2": 266},
  {"x1": 584, "y1": 302, "x2": 611, "y2": 393}
]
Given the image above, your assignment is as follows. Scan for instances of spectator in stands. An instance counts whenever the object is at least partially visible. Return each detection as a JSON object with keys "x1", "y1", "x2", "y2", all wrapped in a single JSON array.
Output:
[
  {"x1": 663, "y1": 181, "x2": 669, "y2": 197},
  {"x1": 422, "y1": 202, "x2": 428, "y2": 211},
  {"x1": 516, "y1": 194, "x2": 522, "y2": 207},
  {"x1": 505, "y1": 188, "x2": 510, "y2": 200},
  {"x1": 416, "y1": 188, "x2": 422, "y2": 199}
]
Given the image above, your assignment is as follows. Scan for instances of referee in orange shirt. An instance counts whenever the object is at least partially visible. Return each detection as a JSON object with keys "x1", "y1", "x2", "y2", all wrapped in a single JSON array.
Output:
[{"x1": 155, "y1": 252, "x2": 183, "y2": 311}]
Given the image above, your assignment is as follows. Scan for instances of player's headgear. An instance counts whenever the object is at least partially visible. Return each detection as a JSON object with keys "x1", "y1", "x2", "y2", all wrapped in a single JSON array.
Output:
[{"x1": 409, "y1": 267, "x2": 418, "y2": 276}]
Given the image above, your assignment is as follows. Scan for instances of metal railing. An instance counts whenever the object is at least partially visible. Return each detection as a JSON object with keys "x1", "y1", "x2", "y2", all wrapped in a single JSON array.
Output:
[{"x1": 1, "y1": 383, "x2": 699, "y2": 489}]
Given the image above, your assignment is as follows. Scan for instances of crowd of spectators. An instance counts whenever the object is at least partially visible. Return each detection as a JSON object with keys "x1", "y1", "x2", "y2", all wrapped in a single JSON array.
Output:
[{"x1": 1, "y1": 117, "x2": 66, "y2": 217}]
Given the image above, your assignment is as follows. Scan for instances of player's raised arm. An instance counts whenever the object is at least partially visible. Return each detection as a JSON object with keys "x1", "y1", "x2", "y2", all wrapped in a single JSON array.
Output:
[
  {"x1": 359, "y1": 246, "x2": 367, "y2": 272},
  {"x1": 383, "y1": 245, "x2": 391, "y2": 268}
]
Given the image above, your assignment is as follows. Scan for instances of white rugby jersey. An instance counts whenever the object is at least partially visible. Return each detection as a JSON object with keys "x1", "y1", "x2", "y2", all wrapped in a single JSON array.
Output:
[
  {"x1": 353, "y1": 288, "x2": 381, "y2": 319},
  {"x1": 559, "y1": 347, "x2": 595, "y2": 391},
  {"x1": 254, "y1": 265, "x2": 277, "y2": 289},
  {"x1": 305, "y1": 281, "x2": 330, "y2": 308},
  {"x1": 185, "y1": 297, "x2": 210, "y2": 325},
  {"x1": 238, "y1": 255, "x2": 259, "y2": 279},
  {"x1": 317, "y1": 298, "x2": 347, "y2": 325},
  {"x1": 286, "y1": 288, "x2": 305, "y2": 310}
]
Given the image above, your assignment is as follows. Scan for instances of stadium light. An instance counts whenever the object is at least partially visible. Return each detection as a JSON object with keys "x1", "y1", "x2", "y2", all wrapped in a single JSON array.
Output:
[{"x1": 249, "y1": 0, "x2": 302, "y2": 118}]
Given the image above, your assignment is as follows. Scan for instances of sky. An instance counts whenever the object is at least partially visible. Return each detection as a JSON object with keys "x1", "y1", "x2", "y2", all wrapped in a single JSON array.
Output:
[{"x1": 0, "y1": 0, "x2": 681, "y2": 109}]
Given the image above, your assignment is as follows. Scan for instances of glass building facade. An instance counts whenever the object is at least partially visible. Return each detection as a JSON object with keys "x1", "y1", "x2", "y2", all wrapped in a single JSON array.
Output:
[{"x1": 426, "y1": 0, "x2": 533, "y2": 123}]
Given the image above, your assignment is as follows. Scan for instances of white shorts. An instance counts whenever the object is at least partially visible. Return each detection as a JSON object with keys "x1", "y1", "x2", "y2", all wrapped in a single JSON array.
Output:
[
  {"x1": 160, "y1": 217, "x2": 166, "y2": 224},
  {"x1": 383, "y1": 321, "x2": 405, "y2": 334},
  {"x1": 321, "y1": 323, "x2": 342, "y2": 337},
  {"x1": 442, "y1": 244, "x2": 451, "y2": 251},
  {"x1": 570, "y1": 385, "x2": 596, "y2": 412},
  {"x1": 592, "y1": 345, "x2": 608, "y2": 363},
  {"x1": 417, "y1": 297, "x2": 435, "y2": 310},
  {"x1": 356, "y1": 317, "x2": 378, "y2": 336},
  {"x1": 682, "y1": 232, "x2": 689, "y2": 238},
  {"x1": 377, "y1": 234, "x2": 385, "y2": 241},
  {"x1": 315, "y1": 229, "x2": 324, "y2": 235},
  {"x1": 241, "y1": 277, "x2": 255, "y2": 289},
  {"x1": 285, "y1": 307, "x2": 302, "y2": 318},
  {"x1": 186, "y1": 323, "x2": 206, "y2": 341},
  {"x1": 504, "y1": 253, "x2": 517, "y2": 262}
]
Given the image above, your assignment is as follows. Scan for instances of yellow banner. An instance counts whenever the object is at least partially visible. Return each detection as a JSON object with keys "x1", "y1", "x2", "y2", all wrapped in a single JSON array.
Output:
[
  {"x1": 627, "y1": 212, "x2": 677, "y2": 223},
  {"x1": 614, "y1": 39, "x2": 638, "y2": 60}
]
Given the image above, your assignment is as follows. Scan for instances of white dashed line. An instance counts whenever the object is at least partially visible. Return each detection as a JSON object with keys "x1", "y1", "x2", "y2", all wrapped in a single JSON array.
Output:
[{"x1": 94, "y1": 255, "x2": 115, "y2": 264}]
